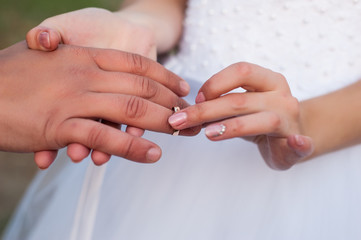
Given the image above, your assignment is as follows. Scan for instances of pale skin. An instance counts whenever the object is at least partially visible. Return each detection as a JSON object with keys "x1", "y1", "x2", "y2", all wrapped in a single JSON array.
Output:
[
  {"x1": 169, "y1": 64, "x2": 361, "y2": 170},
  {"x1": 0, "y1": 41, "x2": 193, "y2": 168},
  {"x1": 26, "y1": 0, "x2": 361, "y2": 170}
]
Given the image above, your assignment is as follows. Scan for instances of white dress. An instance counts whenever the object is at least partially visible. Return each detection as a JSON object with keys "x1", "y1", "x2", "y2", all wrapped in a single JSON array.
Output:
[{"x1": 4, "y1": 0, "x2": 361, "y2": 239}]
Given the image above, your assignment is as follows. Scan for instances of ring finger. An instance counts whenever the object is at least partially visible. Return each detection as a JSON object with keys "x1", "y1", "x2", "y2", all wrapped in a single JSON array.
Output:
[{"x1": 204, "y1": 111, "x2": 282, "y2": 140}]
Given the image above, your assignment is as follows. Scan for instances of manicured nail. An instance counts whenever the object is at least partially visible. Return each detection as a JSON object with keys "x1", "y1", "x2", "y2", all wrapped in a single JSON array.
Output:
[
  {"x1": 180, "y1": 81, "x2": 190, "y2": 95},
  {"x1": 205, "y1": 124, "x2": 226, "y2": 138},
  {"x1": 294, "y1": 135, "x2": 305, "y2": 146},
  {"x1": 39, "y1": 31, "x2": 50, "y2": 49},
  {"x1": 146, "y1": 147, "x2": 161, "y2": 162},
  {"x1": 168, "y1": 112, "x2": 187, "y2": 127},
  {"x1": 195, "y1": 92, "x2": 206, "y2": 103}
]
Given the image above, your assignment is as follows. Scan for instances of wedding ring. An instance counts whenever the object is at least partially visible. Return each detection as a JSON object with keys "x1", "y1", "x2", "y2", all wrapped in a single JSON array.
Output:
[
  {"x1": 172, "y1": 107, "x2": 180, "y2": 136},
  {"x1": 172, "y1": 106, "x2": 180, "y2": 112},
  {"x1": 219, "y1": 124, "x2": 226, "y2": 136}
]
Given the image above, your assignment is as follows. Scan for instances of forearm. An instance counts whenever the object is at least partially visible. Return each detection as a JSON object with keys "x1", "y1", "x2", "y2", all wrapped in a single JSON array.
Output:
[
  {"x1": 300, "y1": 80, "x2": 361, "y2": 158},
  {"x1": 117, "y1": 0, "x2": 187, "y2": 53}
]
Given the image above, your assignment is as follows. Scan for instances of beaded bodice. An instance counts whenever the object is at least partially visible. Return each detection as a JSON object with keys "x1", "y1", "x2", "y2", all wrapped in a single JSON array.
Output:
[{"x1": 165, "y1": 0, "x2": 361, "y2": 99}]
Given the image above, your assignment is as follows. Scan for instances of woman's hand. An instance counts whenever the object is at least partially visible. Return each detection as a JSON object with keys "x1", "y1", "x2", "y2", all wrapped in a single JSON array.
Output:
[{"x1": 168, "y1": 62, "x2": 314, "y2": 170}]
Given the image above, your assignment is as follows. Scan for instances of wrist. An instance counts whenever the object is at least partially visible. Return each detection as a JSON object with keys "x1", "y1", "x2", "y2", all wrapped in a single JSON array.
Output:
[
  {"x1": 114, "y1": 1, "x2": 184, "y2": 54},
  {"x1": 112, "y1": 10, "x2": 158, "y2": 58}
]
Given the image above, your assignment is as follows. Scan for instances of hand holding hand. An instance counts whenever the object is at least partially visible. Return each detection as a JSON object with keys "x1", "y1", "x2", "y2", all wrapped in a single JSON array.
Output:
[
  {"x1": 169, "y1": 62, "x2": 314, "y2": 170},
  {"x1": 25, "y1": 7, "x2": 164, "y2": 167},
  {"x1": 0, "y1": 42, "x2": 190, "y2": 168}
]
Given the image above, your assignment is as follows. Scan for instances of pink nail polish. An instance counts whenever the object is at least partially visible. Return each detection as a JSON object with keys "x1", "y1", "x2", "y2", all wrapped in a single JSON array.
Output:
[
  {"x1": 195, "y1": 92, "x2": 206, "y2": 103},
  {"x1": 39, "y1": 31, "x2": 50, "y2": 49},
  {"x1": 294, "y1": 135, "x2": 305, "y2": 146},
  {"x1": 168, "y1": 112, "x2": 187, "y2": 127},
  {"x1": 205, "y1": 124, "x2": 226, "y2": 138}
]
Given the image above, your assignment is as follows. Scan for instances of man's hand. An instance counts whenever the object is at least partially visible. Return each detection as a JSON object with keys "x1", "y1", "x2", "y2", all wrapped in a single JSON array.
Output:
[
  {"x1": 25, "y1": 7, "x2": 160, "y2": 167},
  {"x1": 0, "y1": 42, "x2": 191, "y2": 168}
]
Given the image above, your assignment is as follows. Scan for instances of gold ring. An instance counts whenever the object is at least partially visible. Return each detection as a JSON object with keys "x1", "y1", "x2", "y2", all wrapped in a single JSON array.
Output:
[{"x1": 172, "y1": 107, "x2": 180, "y2": 136}]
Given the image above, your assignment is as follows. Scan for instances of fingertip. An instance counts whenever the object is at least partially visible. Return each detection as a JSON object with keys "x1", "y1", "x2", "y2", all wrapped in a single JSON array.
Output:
[
  {"x1": 168, "y1": 111, "x2": 187, "y2": 129},
  {"x1": 195, "y1": 92, "x2": 206, "y2": 104},
  {"x1": 205, "y1": 124, "x2": 227, "y2": 139},
  {"x1": 47, "y1": 28, "x2": 62, "y2": 50},
  {"x1": 34, "y1": 150, "x2": 58, "y2": 169},
  {"x1": 145, "y1": 147, "x2": 162, "y2": 163},
  {"x1": 26, "y1": 27, "x2": 61, "y2": 51},
  {"x1": 91, "y1": 150, "x2": 111, "y2": 166},
  {"x1": 67, "y1": 143, "x2": 90, "y2": 163},
  {"x1": 35, "y1": 159, "x2": 49, "y2": 170},
  {"x1": 179, "y1": 81, "x2": 190, "y2": 96},
  {"x1": 26, "y1": 27, "x2": 40, "y2": 50},
  {"x1": 287, "y1": 135, "x2": 314, "y2": 158}
]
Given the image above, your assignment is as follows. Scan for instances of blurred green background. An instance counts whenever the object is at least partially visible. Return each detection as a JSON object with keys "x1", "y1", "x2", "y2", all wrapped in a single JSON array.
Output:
[
  {"x1": 0, "y1": 0, "x2": 120, "y2": 235},
  {"x1": 0, "y1": 0, "x2": 120, "y2": 48}
]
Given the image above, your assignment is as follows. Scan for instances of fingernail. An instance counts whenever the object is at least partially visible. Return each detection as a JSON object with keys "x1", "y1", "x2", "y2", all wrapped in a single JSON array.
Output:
[
  {"x1": 195, "y1": 92, "x2": 206, "y2": 103},
  {"x1": 146, "y1": 147, "x2": 161, "y2": 162},
  {"x1": 180, "y1": 81, "x2": 190, "y2": 94},
  {"x1": 205, "y1": 124, "x2": 226, "y2": 138},
  {"x1": 168, "y1": 112, "x2": 187, "y2": 127},
  {"x1": 294, "y1": 135, "x2": 305, "y2": 146},
  {"x1": 39, "y1": 31, "x2": 50, "y2": 49}
]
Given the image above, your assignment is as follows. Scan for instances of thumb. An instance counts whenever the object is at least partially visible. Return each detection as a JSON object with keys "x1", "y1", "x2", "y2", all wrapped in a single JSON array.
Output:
[
  {"x1": 287, "y1": 135, "x2": 314, "y2": 159},
  {"x1": 26, "y1": 26, "x2": 62, "y2": 51}
]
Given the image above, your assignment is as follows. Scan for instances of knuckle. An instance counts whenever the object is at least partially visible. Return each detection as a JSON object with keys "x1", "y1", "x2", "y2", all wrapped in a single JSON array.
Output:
[
  {"x1": 279, "y1": 93, "x2": 300, "y2": 117},
  {"x1": 230, "y1": 94, "x2": 247, "y2": 112},
  {"x1": 120, "y1": 136, "x2": 136, "y2": 160},
  {"x1": 137, "y1": 76, "x2": 158, "y2": 100},
  {"x1": 275, "y1": 72, "x2": 287, "y2": 82},
  {"x1": 67, "y1": 66, "x2": 99, "y2": 87},
  {"x1": 43, "y1": 109, "x2": 62, "y2": 147},
  {"x1": 125, "y1": 96, "x2": 147, "y2": 119},
  {"x1": 233, "y1": 62, "x2": 253, "y2": 77},
  {"x1": 287, "y1": 96, "x2": 300, "y2": 115},
  {"x1": 87, "y1": 125, "x2": 105, "y2": 149},
  {"x1": 275, "y1": 72, "x2": 290, "y2": 91},
  {"x1": 201, "y1": 78, "x2": 217, "y2": 95},
  {"x1": 268, "y1": 112, "x2": 282, "y2": 131},
  {"x1": 128, "y1": 53, "x2": 149, "y2": 75},
  {"x1": 69, "y1": 66, "x2": 96, "y2": 78},
  {"x1": 69, "y1": 46, "x2": 89, "y2": 58},
  {"x1": 233, "y1": 118, "x2": 245, "y2": 133},
  {"x1": 68, "y1": 66, "x2": 85, "y2": 78},
  {"x1": 189, "y1": 104, "x2": 207, "y2": 122}
]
